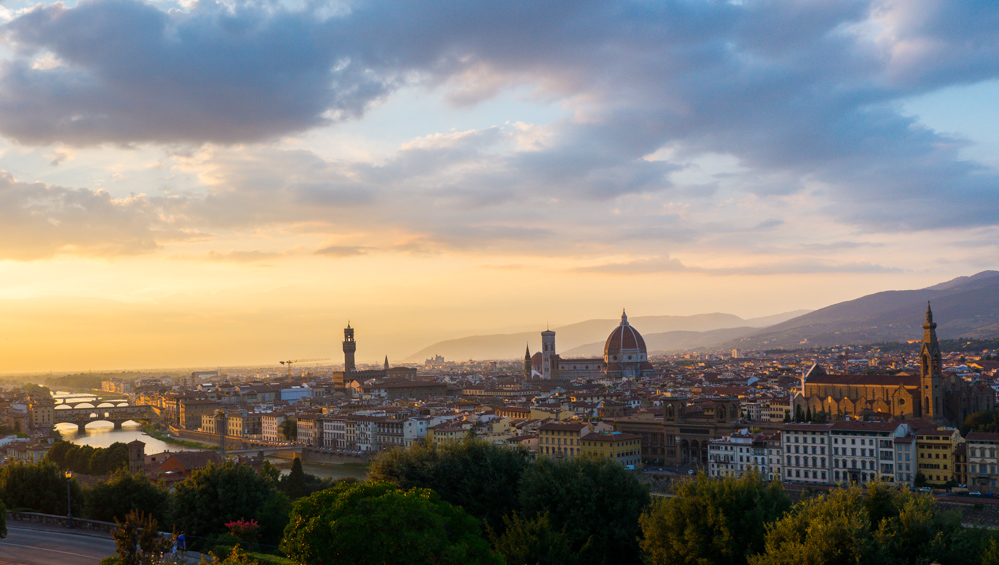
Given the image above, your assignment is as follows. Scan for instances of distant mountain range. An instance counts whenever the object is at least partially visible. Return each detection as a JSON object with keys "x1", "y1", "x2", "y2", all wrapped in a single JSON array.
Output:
[
  {"x1": 404, "y1": 311, "x2": 809, "y2": 362},
  {"x1": 724, "y1": 270, "x2": 999, "y2": 351},
  {"x1": 404, "y1": 271, "x2": 999, "y2": 361}
]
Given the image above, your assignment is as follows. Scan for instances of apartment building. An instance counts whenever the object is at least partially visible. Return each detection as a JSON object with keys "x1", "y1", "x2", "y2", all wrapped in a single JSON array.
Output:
[
  {"x1": 708, "y1": 431, "x2": 782, "y2": 480},
  {"x1": 965, "y1": 431, "x2": 999, "y2": 490},
  {"x1": 579, "y1": 432, "x2": 642, "y2": 467},
  {"x1": 261, "y1": 413, "x2": 287, "y2": 443},
  {"x1": 781, "y1": 423, "x2": 832, "y2": 484},
  {"x1": 538, "y1": 422, "x2": 590, "y2": 457},
  {"x1": 915, "y1": 426, "x2": 963, "y2": 485},
  {"x1": 829, "y1": 421, "x2": 909, "y2": 485}
]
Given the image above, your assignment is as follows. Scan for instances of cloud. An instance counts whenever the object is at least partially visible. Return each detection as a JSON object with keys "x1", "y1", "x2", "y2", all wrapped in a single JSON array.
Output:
[
  {"x1": 572, "y1": 256, "x2": 688, "y2": 275},
  {"x1": 0, "y1": 0, "x2": 385, "y2": 145},
  {"x1": 572, "y1": 256, "x2": 902, "y2": 276},
  {"x1": 0, "y1": 169, "x2": 176, "y2": 260},
  {"x1": 1, "y1": 0, "x2": 998, "y2": 261},
  {"x1": 203, "y1": 250, "x2": 288, "y2": 263},
  {"x1": 314, "y1": 245, "x2": 369, "y2": 257}
]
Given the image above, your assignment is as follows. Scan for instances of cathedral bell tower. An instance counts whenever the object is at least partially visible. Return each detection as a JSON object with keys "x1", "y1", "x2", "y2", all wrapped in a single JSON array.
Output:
[
  {"x1": 920, "y1": 302, "x2": 944, "y2": 421},
  {"x1": 541, "y1": 327, "x2": 556, "y2": 379},
  {"x1": 343, "y1": 322, "x2": 356, "y2": 373}
]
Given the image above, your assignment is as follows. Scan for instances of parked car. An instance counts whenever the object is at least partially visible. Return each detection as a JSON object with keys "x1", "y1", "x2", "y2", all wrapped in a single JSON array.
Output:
[{"x1": 969, "y1": 491, "x2": 983, "y2": 497}]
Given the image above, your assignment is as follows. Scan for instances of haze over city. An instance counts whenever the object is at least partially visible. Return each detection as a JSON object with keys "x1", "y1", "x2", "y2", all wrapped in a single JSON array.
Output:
[{"x1": 1, "y1": 0, "x2": 998, "y2": 372}]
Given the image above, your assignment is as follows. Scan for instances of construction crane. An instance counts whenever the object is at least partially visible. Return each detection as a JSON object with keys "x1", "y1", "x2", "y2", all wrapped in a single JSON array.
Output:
[{"x1": 279, "y1": 358, "x2": 329, "y2": 378}]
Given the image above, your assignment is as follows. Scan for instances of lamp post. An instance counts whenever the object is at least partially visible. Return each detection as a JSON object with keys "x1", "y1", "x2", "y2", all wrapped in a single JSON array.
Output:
[{"x1": 65, "y1": 470, "x2": 74, "y2": 529}]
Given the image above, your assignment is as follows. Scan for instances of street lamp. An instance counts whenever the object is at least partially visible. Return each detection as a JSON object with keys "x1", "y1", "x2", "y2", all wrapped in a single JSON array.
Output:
[{"x1": 65, "y1": 470, "x2": 74, "y2": 529}]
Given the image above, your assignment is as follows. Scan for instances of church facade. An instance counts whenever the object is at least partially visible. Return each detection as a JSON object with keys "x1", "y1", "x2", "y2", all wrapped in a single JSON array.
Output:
[{"x1": 792, "y1": 304, "x2": 995, "y2": 426}]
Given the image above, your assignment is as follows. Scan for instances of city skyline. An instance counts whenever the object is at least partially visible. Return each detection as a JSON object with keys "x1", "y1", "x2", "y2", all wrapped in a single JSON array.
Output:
[{"x1": 1, "y1": 0, "x2": 998, "y2": 372}]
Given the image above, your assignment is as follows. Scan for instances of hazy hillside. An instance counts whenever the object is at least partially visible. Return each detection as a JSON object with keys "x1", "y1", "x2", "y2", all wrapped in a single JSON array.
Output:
[
  {"x1": 724, "y1": 271, "x2": 999, "y2": 350},
  {"x1": 404, "y1": 310, "x2": 808, "y2": 362},
  {"x1": 561, "y1": 326, "x2": 761, "y2": 357}
]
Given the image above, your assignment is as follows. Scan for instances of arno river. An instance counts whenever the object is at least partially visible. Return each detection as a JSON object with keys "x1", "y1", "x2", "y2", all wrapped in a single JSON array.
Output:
[{"x1": 52, "y1": 391, "x2": 368, "y2": 481}]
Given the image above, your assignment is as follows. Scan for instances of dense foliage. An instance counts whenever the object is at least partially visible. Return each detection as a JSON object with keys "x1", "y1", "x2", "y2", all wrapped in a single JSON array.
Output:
[
  {"x1": 963, "y1": 411, "x2": 999, "y2": 436},
  {"x1": 0, "y1": 460, "x2": 82, "y2": 514},
  {"x1": 519, "y1": 455, "x2": 650, "y2": 565},
  {"x1": 85, "y1": 470, "x2": 171, "y2": 525},
  {"x1": 171, "y1": 461, "x2": 290, "y2": 546},
  {"x1": 278, "y1": 457, "x2": 337, "y2": 500},
  {"x1": 750, "y1": 482, "x2": 988, "y2": 565},
  {"x1": 640, "y1": 471, "x2": 791, "y2": 565},
  {"x1": 487, "y1": 511, "x2": 586, "y2": 565},
  {"x1": 369, "y1": 438, "x2": 533, "y2": 531},
  {"x1": 280, "y1": 481, "x2": 501, "y2": 565},
  {"x1": 278, "y1": 419, "x2": 297, "y2": 442},
  {"x1": 47, "y1": 439, "x2": 129, "y2": 475},
  {"x1": 111, "y1": 509, "x2": 175, "y2": 565},
  {"x1": 0, "y1": 498, "x2": 6, "y2": 539}
]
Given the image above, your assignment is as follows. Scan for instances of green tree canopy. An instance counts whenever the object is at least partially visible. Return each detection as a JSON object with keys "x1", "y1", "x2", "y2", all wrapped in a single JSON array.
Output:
[
  {"x1": 518, "y1": 455, "x2": 650, "y2": 565},
  {"x1": 369, "y1": 438, "x2": 532, "y2": 531},
  {"x1": 279, "y1": 457, "x2": 309, "y2": 500},
  {"x1": 0, "y1": 461, "x2": 82, "y2": 514},
  {"x1": 84, "y1": 470, "x2": 171, "y2": 525},
  {"x1": 750, "y1": 482, "x2": 984, "y2": 565},
  {"x1": 112, "y1": 509, "x2": 175, "y2": 565},
  {"x1": 488, "y1": 511, "x2": 586, "y2": 565},
  {"x1": 962, "y1": 411, "x2": 999, "y2": 436},
  {"x1": 640, "y1": 471, "x2": 791, "y2": 565},
  {"x1": 280, "y1": 481, "x2": 501, "y2": 565},
  {"x1": 0, "y1": 498, "x2": 7, "y2": 539},
  {"x1": 46, "y1": 440, "x2": 128, "y2": 475},
  {"x1": 171, "y1": 461, "x2": 290, "y2": 546},
  {"x1": 279, "y1": 419, "x2": 297, "y2": 442}
]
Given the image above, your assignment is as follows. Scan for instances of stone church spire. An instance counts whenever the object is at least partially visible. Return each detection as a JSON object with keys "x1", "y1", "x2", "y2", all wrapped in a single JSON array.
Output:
[{"x1": 920, "y1": 301, "x2": 943, "y2": 421}]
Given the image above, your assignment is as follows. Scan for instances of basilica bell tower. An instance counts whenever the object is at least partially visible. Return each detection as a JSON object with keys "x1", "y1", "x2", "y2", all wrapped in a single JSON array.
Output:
[{"x1": 920, "y1": 303, "x2": 944, "y2": 421}]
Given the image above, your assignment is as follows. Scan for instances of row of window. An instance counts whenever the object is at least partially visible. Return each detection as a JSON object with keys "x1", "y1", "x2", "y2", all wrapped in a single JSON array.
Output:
[{"x1": 971, "y1": 463, "x2": 998, "y2": 474}]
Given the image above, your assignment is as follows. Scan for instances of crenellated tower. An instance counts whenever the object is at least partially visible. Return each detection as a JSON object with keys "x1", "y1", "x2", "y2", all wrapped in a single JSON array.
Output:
[
  {"x1": 920, "y1": 302, "x2": 944, "y2": 421},
  {"x1": 343, "y1": 322, "x2": 356, "y2": 373}
]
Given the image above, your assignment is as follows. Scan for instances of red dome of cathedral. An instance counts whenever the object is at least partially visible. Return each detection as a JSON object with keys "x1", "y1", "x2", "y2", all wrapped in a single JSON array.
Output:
[{"x1": 604, "y1": 310, "x2": 647, "y2": 364}]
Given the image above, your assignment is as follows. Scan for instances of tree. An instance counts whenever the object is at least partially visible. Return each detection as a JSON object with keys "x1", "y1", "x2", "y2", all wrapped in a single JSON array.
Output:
[
  {"x1": 487, "y1": 511, "x2": 586, "y2": 565},
  {"x1": 85, "y1": 471, "x2": 171, "y2": 525},
  {"x1": 370, "y1": 438, "x2": 532, "y2": 531},
  {"x1": 750, "y1": 481, "x2": 983, "y2": 565},
  {"x1": 280, "y1": 457, "x2": 309, "y2": 499},
  {"x1": 640, "y1": 471, "x2": 791, "y2": 565},
  {"x1": 112, "y1": 509, "x2": 175, "y2": 565},
  {"x1": 518, "y1": 455, "x2": 650, "y2": 565},
  {"x1": 962, "y1": 411, "x2": 999, "y2": 436},
  {"x1": 46, "y1": 440, "x2": 128, "y2": 475},
  {"x1": 280, "y1": 481, "x2": 501, "y2": 565},
  {"x1": 171, "y1": 461, "x2": 290, "y2": 546},
  {"x1": 0, "y1": 498, "x2": 7, "y2": 539},
  {"x1": 279, "y1": 419, "x2": 297, "y2": 442},
  {"x1": 0, "y1": 461, "x2": 82, "y2": 514}
]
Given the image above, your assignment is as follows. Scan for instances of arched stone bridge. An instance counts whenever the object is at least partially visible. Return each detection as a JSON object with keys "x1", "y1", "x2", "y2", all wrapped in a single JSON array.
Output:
[{"x1": 53, "y1": 404, "x2": 158, "y2": 433}]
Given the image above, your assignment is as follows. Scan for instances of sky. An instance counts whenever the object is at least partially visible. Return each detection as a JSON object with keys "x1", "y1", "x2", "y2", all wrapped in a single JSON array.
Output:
[{"x1": 1, "y1": 0, "x2": 998, "y2": 373}]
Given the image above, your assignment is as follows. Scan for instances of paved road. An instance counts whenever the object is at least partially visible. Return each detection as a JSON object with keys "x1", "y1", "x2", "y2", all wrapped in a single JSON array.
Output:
[{"x1": 0, "y1": 524, "x2": 117, "y2": 565}]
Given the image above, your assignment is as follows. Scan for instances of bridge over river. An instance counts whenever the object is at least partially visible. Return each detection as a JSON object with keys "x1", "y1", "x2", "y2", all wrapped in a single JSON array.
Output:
[{"x1": 53, "y1": 404, "x2": 158, "y2": 433}]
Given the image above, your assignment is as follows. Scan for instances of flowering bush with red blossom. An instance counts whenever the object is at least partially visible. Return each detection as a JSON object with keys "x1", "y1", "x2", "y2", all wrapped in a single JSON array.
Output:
[{"x1": 224, "y1": 518, "x2": 261, "y2": 543}]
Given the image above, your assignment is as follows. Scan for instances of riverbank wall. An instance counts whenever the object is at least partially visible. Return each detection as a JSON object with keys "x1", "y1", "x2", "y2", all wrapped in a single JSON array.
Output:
[{"x1": 301, "y1": 447, "x2": 371, "y2": 465}]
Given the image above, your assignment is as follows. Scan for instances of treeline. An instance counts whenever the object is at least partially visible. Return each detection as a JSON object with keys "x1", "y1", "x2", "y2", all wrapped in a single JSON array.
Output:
[
  {"x1": 11, "y1": 438, "x2": 999, "y2": 565},
  {"x1": 47, "y1": 440, "x2": 129, "y2": 475},
  {"x1": 0, "y1": 455, "x2": 348, "y2": 553}
]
